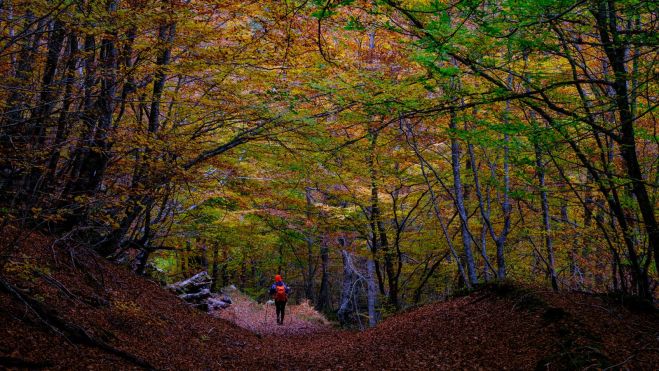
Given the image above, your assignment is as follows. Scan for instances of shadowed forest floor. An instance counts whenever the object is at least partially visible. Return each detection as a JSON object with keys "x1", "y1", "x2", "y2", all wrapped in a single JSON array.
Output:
[{"x1": 1, "y1": 230, "x2": 657, "y2": 370}]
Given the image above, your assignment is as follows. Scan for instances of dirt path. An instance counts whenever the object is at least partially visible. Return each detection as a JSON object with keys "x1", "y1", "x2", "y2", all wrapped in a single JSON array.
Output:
[{"x1": 211, "y1": 291, "x2": 332, "y2": 337}]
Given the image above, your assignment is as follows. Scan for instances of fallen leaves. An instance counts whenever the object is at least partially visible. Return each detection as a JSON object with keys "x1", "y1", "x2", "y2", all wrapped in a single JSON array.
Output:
[{"x1": 1, "y1": 230, "x2": 657, "y2": 370}]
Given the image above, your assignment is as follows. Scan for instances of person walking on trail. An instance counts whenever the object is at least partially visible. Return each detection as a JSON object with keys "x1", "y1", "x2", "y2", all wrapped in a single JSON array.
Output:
[{"x1": 269, "y1": 275, "x2": 290, "y2": 325}]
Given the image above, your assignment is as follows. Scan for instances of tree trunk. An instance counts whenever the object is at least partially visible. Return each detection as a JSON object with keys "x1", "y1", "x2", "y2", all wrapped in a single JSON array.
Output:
[
  {"x1": 449, "y1": 109, "x2": 478, "y2": 285},
  {"x1": 304, "y1": 187, "x2": 316, "y2": 301},
  {"x1": 315, "y1": 238, "x2": 331, "y2": 312},
  {"x1": 367, "y1": 127, "x2": 398, "y2": 307},
  {"x1": 337, "y1": 250, "x2": 360, "y2": 327},
  {"x1": 211, "y1": 244, "x2": 220, "y2": 292},
  {"x1": 46, "y1": 33, "x2": 78, "y2": 183},
  {"x1": 404, "y1": 121, "x2": 471, "y2": 288},
  {"x1": 535, "y1": 143, "x2": 558, "y2": 291},
  {"x1": 593, "y1": 1, "x2": 656, "y2": 298},
  {"x1": 366, "y1": 258, "x2": 378, "y2": 327},
  {"x1": 366, "y1": 129, "x2": 387, "y2": 296}
]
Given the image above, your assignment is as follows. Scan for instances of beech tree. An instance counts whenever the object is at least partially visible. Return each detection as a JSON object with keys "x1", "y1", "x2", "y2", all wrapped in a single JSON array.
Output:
[{"x1": 0, "y1": 0, "x2": 656, "y2": 323}]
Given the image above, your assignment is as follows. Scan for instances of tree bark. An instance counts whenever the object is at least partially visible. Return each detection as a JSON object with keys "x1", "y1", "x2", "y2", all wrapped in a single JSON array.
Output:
[
  {"x1": 449, "y1": 110, "x2": 478, "y2": 284},
  {"x1": 535, "y1": 143, "x2": 558, "y2": 291},
  {"x1": 337, "y1": 250, "x2": 360, "y2": 327},
  {"x1": 367, "y1": 127, "x2": 398, "y2": 307},
  {"x1": 366, "y1": 257, "x2": 378, "y2": 327},
  {"x1": 315, "y1": 237, "x2": 331, "y2": 312},
  {"x1": 592, "y1": 1, "x2": 656, "y2": 296}
]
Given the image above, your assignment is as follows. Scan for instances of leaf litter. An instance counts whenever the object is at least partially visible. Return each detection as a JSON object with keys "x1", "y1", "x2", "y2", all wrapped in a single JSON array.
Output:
[{"x1": 0, "y1": 230, "x2": 657, "y2": 370}]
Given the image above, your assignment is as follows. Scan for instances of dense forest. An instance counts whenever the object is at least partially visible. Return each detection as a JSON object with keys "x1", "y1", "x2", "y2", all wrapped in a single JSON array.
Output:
[{"x1": 0, "y1": 0, "x2": 657, "y2": 367}]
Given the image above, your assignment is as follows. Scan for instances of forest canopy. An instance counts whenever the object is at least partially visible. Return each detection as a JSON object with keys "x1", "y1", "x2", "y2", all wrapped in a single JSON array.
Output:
[{"x1": 0, "y1": 0, "x2": 656, "y2": 324}]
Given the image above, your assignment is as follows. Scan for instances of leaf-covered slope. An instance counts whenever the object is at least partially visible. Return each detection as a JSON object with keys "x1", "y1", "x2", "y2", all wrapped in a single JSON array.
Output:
[
  {"x1": 1, "y1": 230, "x2": 657, "y2": 370},
  {"x1": 252, "y1": 285, "x2": 658, "y2": 370},
  {"x1": 0, "y1": 229, "x2": 259, "y2": 370}
]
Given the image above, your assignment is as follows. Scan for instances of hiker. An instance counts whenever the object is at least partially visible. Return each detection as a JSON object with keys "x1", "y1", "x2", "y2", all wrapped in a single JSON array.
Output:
[{"x1": 269, "y1": 274, "x2": 290, "y2": 325}]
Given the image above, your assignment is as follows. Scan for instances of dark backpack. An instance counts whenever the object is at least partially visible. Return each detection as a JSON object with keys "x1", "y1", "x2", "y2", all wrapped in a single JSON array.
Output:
[{"x1": 275, "y1": 284, "x2": 287, "y2": 301}]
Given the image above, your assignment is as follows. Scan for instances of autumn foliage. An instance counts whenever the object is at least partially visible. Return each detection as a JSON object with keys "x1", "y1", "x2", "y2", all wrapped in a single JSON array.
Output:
[{"x1": 0, "y1": 0, "x2": 657, "y2": 361}]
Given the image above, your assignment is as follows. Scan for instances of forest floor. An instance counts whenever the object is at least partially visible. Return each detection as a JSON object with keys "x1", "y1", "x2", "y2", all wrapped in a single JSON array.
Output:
[
  {"x1": 211, "y1": 289, "x2": 331, "y2": 336},
  {"x1": 1, "y1": 228, "x2": 658, "y2": 370}
]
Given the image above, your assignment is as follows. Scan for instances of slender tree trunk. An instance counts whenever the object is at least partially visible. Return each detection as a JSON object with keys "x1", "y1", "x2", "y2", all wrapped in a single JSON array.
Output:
[
  {"x1": 304, "y1": 187, "x2": 316, "y2": 301},
  {"x1": 148, "y1": 21, "x2": 175, "y2": 133},
  {"x1": 211, "y1": 244, "x2": 220, "y2": 292},
  {"x1": 221, "y1": 247, "x2": 229, "y2": 288},
  {"x1": 449, "y1": 109, "x2": 478, "y2": 285},
  {"x1": 63, "y1": 33, "x2": 96, "y2": 189},
  {"x1": 366, "y1": 257, "x2": 378, "y2": 327},
  {"x1": 403, "y1": 121, "x2": 471, "y2": 287},
  {"x1": 337, "y1": 250, "x2": 360, "y2": 327},
  {"x1": 315, "y1": 237, "x2": 331, "y2": 312},
  {"x1": 21, "y1": 17, "x2": 65, "y2": 207},
  {"x1": 366, "y1": 128, "x2": 387, "y2": 296},
  {"x1": 535, "y1": 143, "x2": 558, "y2": 291},
  {"x1": 496, "y1": 66, "x2": 514, "y2": 280},
  {"x1": 467, "y1": 141, "x2": 495, "y2": 281},
  {"x1": 496, "y1": 133, "x2": 512, "y2": 279},
  {"x1": 480, "y1": 222, "x2": 490, "y2": 282},
  {"x1": 368, "y1": 128, "x2": 397, "y2": 307},
  {"x1": 46, "y1": 33, "x2": 78, "y2": 183},
  {"x1": 29, "y1": 19, "x2": 65, "y2": 146}
]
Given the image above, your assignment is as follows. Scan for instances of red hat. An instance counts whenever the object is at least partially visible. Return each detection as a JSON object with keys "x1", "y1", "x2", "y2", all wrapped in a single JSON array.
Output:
[{"x1": 275, "y1": 274, "x2": 282, "y2": 282}]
